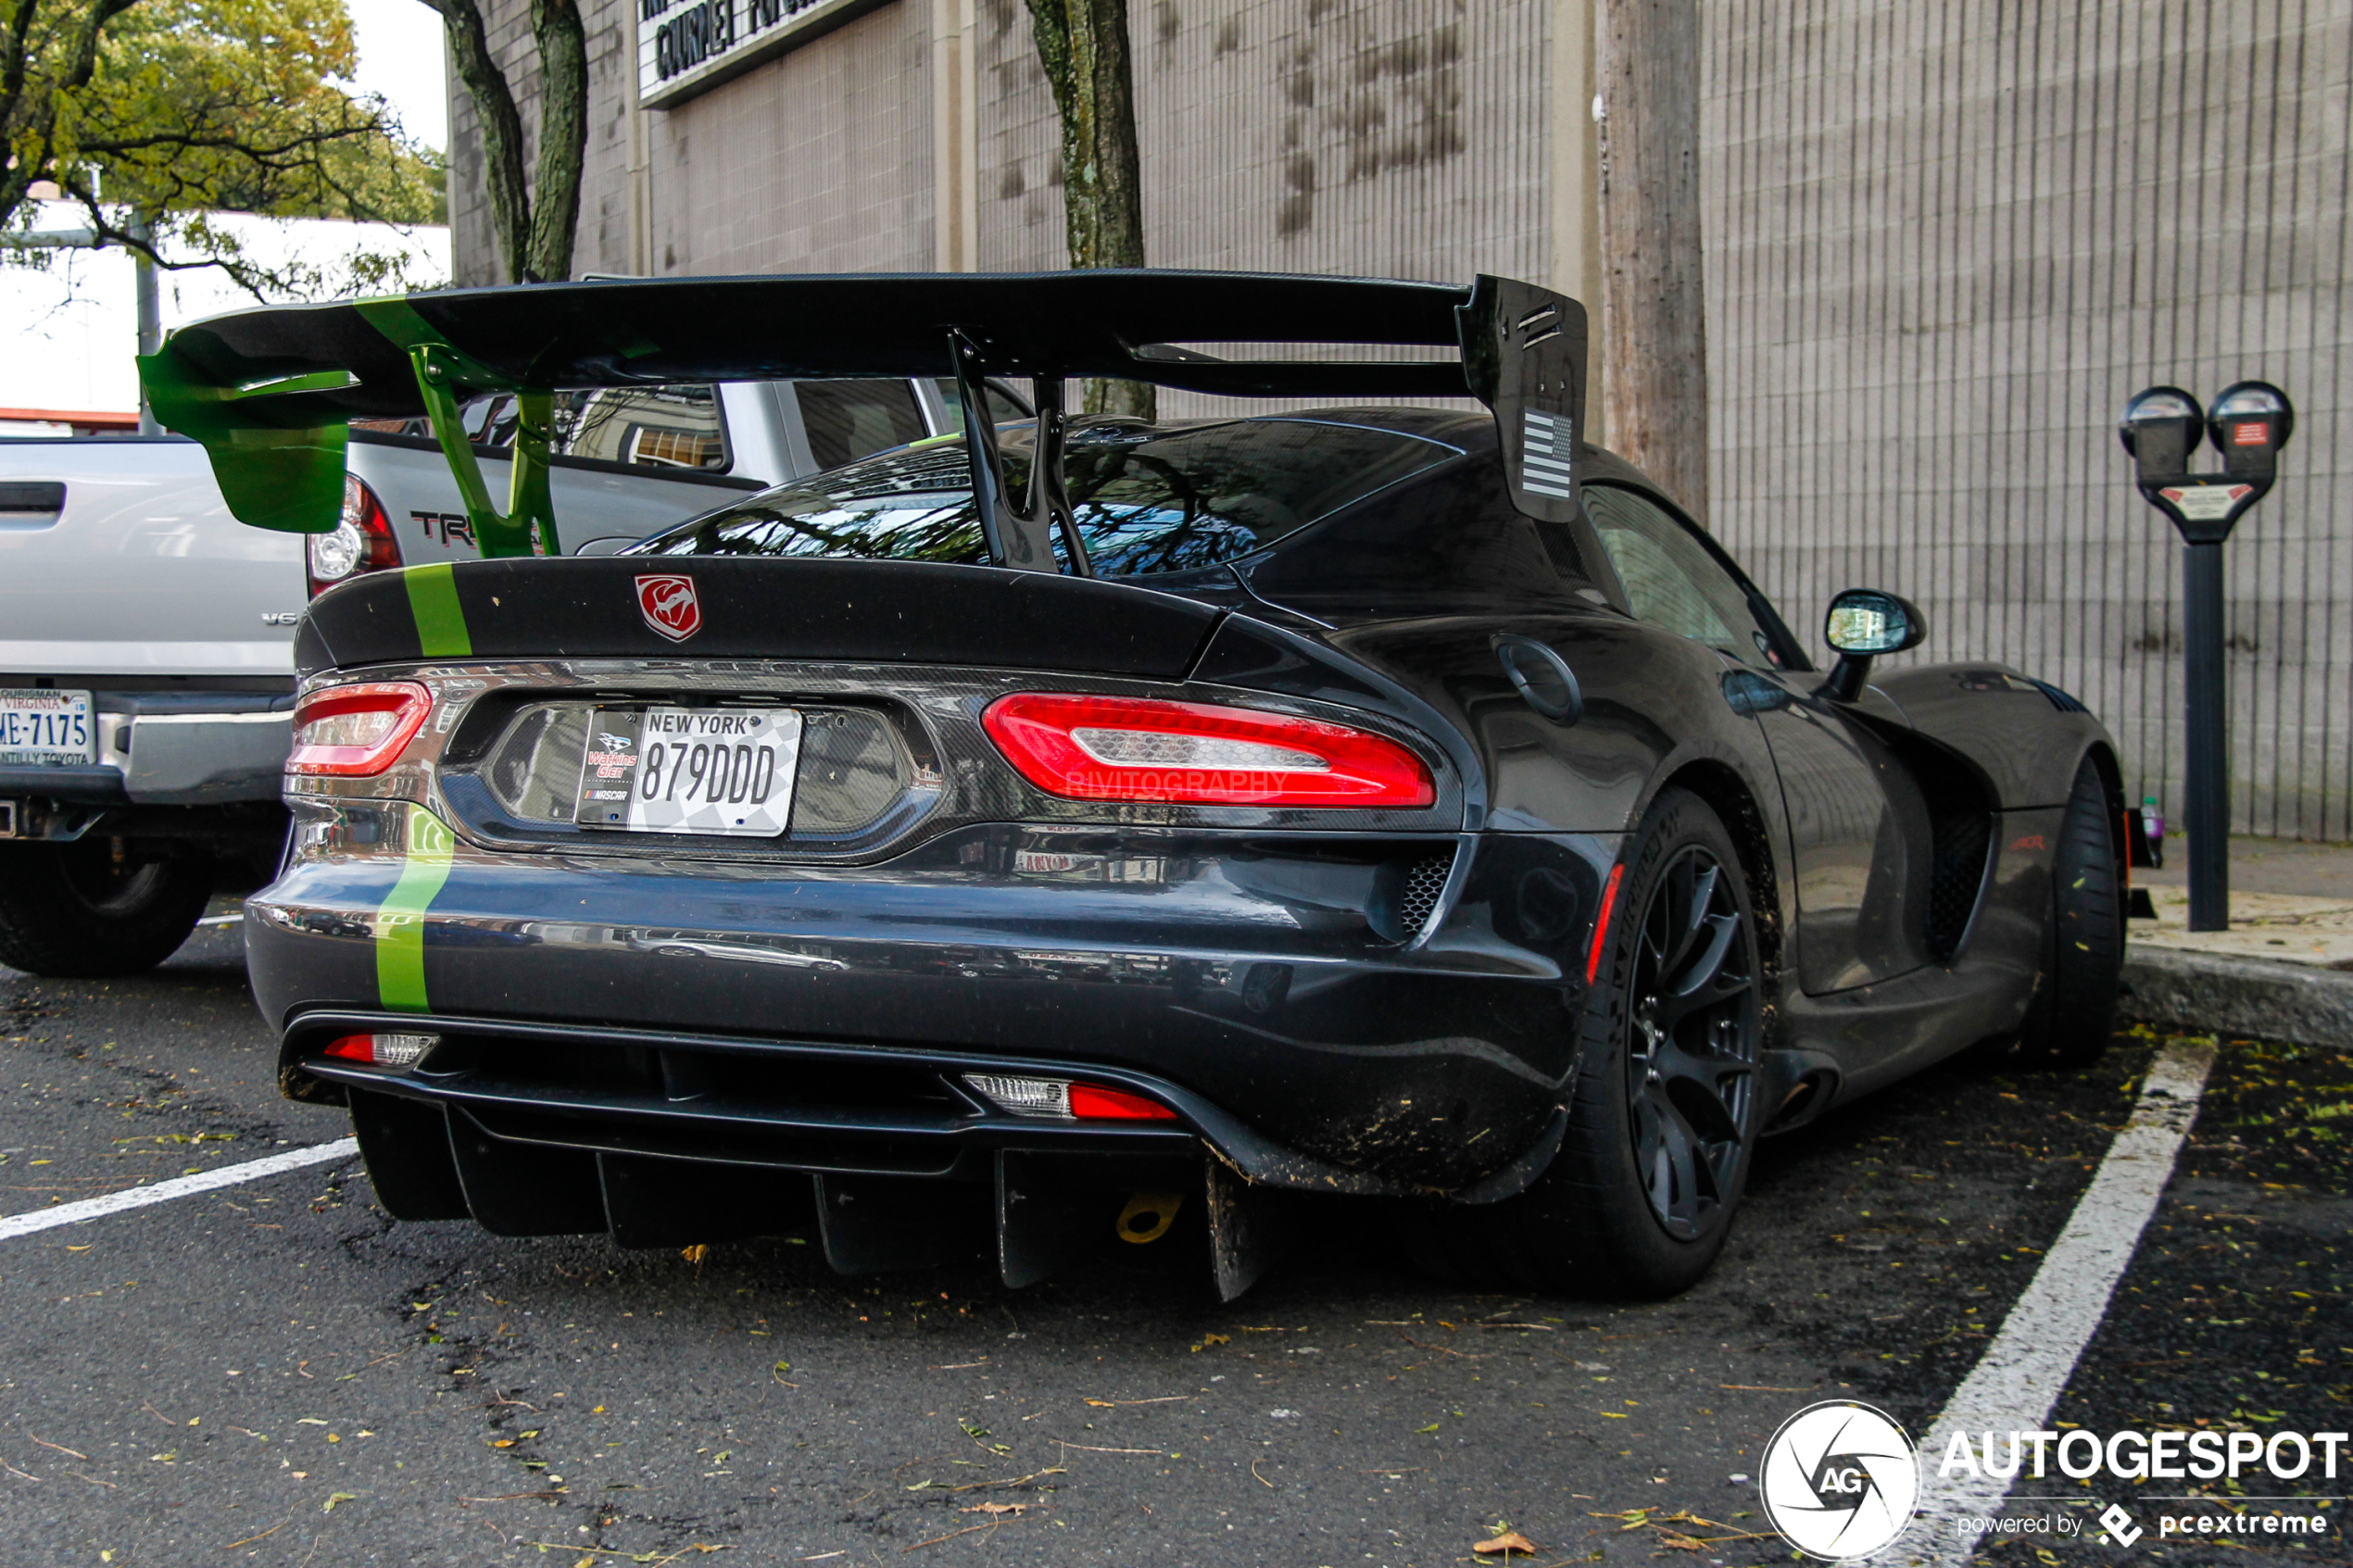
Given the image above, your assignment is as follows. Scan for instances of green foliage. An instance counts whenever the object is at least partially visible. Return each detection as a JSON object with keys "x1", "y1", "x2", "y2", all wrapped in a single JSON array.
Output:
[
  {"x1": 75, "y1": 0, "x2": 442, "y2": 222},
  {"x1": 3, "y1": 0, "x2": 442, "y2": 291}
]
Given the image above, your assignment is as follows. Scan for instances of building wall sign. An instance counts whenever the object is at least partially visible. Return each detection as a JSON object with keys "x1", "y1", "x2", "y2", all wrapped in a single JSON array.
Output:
[{"x1": 636, "y1": 0, "x2": 891, "y2": 109}]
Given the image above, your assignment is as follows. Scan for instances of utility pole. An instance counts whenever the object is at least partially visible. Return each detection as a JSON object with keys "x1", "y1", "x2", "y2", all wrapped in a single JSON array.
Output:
[
  {"x1": 1593, "y1": 0, "x2": 1709, "y2": 520},
  {"x1": 130, "y1": 212, "x2": 161, "y2": 434}
]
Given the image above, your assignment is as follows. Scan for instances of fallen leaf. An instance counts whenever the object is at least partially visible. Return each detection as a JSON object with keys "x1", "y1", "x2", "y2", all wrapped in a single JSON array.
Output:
[
  {"x1": 960, "y1": 1502, "x2": 1026, "y2": 1515},
  {"x1": 1474, "y1": 1530, "x2": 1539, "y2": 1556},
  {"x1": 322, "y1": 1491, "x2": 357, "y2": 1513},
  {"x1": 681, "y1": 1245, "x2": 710, "y2": 1265}
]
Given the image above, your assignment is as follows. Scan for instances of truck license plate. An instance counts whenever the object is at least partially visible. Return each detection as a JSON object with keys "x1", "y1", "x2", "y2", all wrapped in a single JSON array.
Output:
[
  {"x1": 0, "y1": 688, "x2": 95, "y2": 765},
  {"x1": 575, "y1": 707, "x2": 801, "y2": 837}
]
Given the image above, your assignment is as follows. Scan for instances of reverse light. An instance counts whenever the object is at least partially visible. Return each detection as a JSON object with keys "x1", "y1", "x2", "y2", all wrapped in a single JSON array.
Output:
[
  {"x1": 307, "y1": 475, "x2": 402, "y2": 596},
  {"x1": 963, "y1": 1073, "x2": 1179, "y2": 1122},
  {"x1": 287, "y1": 681, "x2": 433, "y2": 776},
  {"x1": 982, "y1": 693, "x2": 1435, "y2": 808},
  {"x1": 321, "y1": 1032, "x2": 437, "y2": 1069}
]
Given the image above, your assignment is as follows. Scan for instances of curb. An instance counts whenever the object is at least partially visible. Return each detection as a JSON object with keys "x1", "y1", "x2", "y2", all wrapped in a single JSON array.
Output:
[{"x1": 2119, "y1": 945, "x2": 2353, "y2": 1049}]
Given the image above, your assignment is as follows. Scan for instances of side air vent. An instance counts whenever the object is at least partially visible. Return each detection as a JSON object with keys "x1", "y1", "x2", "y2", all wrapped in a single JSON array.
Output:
[
  {"x1": 1396, "y1": 849, "x2": 1454, "y2": 937},
  {"x1": 1923, "y1": 807, "x2": 1993, "y2": 959}
]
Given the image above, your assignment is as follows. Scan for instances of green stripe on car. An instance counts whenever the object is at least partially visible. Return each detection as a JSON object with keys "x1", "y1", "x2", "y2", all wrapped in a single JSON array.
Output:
[
  {"x1": 404, "y1": 562, "x2": 472, "y2": 657},
  {"x1": 375, "y1": 804, "x2": 457, "y2": 1012}
]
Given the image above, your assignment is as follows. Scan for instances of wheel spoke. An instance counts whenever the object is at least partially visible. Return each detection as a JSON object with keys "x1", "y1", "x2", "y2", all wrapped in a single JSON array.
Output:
[
  {"x1": 1661, "y1": 1099, "x2": 1705, "y2": 1226},
  {"x1": 1620, "y1": 841, "x2": 1761, "y2": 1238}
]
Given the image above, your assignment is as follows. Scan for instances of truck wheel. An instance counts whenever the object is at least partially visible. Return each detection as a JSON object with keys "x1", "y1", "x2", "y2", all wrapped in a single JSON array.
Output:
[
  {"x1": 1999, "y1": 759, "x2": 2125, "y2": 1071},
  {"x1": 1407, "y1": 788, "x2": 1765, "y2": 1298},
  {"x1": 0, "y1": 840, "x2": 212, "y2": 978}
]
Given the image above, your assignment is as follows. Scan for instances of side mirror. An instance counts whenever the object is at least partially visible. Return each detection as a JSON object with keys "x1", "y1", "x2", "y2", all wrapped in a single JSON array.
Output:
[{"x1": 1821, "y1": 588, "x2": 1925, "y2": 702}]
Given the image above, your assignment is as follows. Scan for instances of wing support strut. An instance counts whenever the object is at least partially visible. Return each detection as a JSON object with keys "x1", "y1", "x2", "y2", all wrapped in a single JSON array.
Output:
[{"x1": 949, "y1": 330, "x2": 1090, "y2": 576}]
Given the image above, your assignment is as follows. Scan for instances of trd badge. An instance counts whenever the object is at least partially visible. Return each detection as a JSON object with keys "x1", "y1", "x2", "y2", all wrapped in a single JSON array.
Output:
[{"x1": 634, "y1": 574, "x2": 702, "y2": 641}]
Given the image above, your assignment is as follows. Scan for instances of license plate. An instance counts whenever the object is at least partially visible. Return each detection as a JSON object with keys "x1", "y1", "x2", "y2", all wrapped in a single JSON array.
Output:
[
  {"x1": 0, "y1": 688, "x2": 94, "y2": 765},
  {"x1": 575, "y1": 707, "x2": 802, "y2": 836}
]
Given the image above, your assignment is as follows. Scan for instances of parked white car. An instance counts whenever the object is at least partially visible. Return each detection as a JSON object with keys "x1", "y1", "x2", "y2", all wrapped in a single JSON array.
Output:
[{"x1": 0, "y1": 373, "x2": 1019, "y2": 976}]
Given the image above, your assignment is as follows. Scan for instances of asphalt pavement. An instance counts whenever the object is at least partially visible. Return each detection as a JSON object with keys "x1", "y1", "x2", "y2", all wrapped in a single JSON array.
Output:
[{"x1": 0, "y1": 906, "x2": 2342, "y2": 1566}]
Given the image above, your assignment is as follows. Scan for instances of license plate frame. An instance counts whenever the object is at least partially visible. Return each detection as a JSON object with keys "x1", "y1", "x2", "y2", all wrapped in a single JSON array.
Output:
[
  {"x1": 575, "y1": 706, "x2": 803, "y2": 837},
  {"x1": 0, "y1": 688, "x2": 95, "y2": 766}
]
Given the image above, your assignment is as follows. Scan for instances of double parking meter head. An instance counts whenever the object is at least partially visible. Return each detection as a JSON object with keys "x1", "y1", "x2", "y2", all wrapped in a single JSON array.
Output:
[{"x1": 2120, "y1": 381, "x2": 2294, "y2": 544}]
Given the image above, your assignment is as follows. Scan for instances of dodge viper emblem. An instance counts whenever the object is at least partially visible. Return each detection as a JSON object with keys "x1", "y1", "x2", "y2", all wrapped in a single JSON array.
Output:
[{"x1": 634, "y1": 574, "x2": 702, "y2": 641}]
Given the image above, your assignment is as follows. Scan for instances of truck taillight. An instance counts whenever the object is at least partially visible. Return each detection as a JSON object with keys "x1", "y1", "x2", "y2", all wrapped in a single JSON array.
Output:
[
  {"x1": 981, "y1": 693, "x2": 1435, "y2": 808},
  {"x1": 307, "y1": 475, "x2": 402, "y2": 596},
  {"x1": 287, "y1": 682, "x2": 432, "y2": 776}
]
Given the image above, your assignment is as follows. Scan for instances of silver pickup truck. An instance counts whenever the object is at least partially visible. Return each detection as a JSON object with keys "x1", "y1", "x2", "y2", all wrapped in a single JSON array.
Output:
[{"x1": 0, "y1": 373, "x2": 1018, "y2": 977}]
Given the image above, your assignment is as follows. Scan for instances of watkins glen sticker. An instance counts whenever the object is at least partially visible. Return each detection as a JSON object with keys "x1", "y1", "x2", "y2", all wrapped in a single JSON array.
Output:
[{"x1": 635, "y1": 573, "x2": 703, "y2": 641}]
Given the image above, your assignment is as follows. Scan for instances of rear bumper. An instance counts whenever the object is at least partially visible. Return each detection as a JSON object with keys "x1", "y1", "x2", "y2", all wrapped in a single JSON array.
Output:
[
  {"x1": 251, "y1": 812, "x2": 1617, "y2": 1193},
  {"x1": 0, "y1": 689, "x2": 293, "y2": 809}
]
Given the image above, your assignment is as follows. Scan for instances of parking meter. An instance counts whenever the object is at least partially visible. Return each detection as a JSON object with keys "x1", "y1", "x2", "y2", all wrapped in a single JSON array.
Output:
[{"x1": 2119, "y1": 380, "x2": 2295, "y2": 932}]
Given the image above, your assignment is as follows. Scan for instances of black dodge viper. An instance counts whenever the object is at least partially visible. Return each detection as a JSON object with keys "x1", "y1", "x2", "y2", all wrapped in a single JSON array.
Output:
[{"x1": 145, "y1": 270, "x2": 2130, "y2": 1299}]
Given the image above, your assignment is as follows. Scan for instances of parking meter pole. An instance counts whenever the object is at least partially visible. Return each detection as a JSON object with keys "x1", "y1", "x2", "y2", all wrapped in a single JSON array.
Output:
[
  {"x1": 2181, "y1": 541, "x2": 2230, "y2": 932},
  {"x1": 2120, "y1": 380, "x2": 2292, "y2": 940}
]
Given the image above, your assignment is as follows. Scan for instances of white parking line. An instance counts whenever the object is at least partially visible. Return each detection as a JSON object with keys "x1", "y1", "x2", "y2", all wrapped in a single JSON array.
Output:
[
  {"x1": 195, "y1": 913, "x2": 245, "y2": 927},
  {"x1": 0, "y1": 1138, "x2": 359, "y2": 1241},
  {"x1": 1906, "y1": 1036, "x2": 2218, "y2": 1563}
]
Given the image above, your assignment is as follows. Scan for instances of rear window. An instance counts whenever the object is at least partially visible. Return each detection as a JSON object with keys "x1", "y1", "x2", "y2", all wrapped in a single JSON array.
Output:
[{"x1": 628, "y1": 418, "x2": 1459, "y2": 578}]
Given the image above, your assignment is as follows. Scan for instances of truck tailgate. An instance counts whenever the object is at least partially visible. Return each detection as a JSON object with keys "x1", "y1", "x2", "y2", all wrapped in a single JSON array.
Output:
[{"x1": 0, "y1": 440, "x2": 303, "y2": 678}]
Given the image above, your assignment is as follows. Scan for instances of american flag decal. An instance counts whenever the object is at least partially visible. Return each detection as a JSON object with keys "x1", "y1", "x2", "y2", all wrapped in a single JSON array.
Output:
[{"x1": 1521, "y1": 408, "x2": 1575, "y2": 499}]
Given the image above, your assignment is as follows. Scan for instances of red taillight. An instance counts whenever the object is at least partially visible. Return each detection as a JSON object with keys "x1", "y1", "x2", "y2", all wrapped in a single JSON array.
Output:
[
  {"x1": 321, "y1": 1032, "x2": 436, "y2": 1067},
  {"x1": 981, "y1": 693, "x2": 1435, "y2": 808},
  {"x1": 287, "y1": 681, "x2": 432, "y2": 776},
  {"x1": 1067, "y1": 1083, "x2": 1178, "y2": 1122},
  {"x1": 307, "y1": 475, "x2": 403, "y2": 597},
  {"x1": 962, "y1": 1073, "x2": 1181, "y2": 1122}
]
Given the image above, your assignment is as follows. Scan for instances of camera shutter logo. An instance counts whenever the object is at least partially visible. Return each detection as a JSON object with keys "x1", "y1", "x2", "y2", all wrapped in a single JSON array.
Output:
[
  {"x1": 1758, "y1": 1400, "x2": 1919, "y2": 1561},
  {"x1": 635, "y1": 574, "x2": 702, "y2": 641}
]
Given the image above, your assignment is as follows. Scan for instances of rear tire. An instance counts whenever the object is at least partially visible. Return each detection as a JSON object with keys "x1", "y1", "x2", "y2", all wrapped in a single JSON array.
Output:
[
  {"x1": 1406, "y1": 787, "x2": 1765, "y2": 1298},
  {"x1": 0, "y1": 839, "x2": 212, "y2": 978},
  {"x1": 2001, "y1": 759, "x2": 2124, "y2": 1070}
]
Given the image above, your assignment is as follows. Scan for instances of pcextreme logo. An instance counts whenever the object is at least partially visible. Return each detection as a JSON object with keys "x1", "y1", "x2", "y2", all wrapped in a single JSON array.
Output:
[{"x1": 1759, "y1": 1400, "x2": 1921, "y2": 1561}]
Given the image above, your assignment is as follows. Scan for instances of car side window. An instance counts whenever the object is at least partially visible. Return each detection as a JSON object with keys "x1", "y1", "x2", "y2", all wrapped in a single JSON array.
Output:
[
  {"x1": 796, "y1": 380, "x2": 929, "y2": 470},
  {"x1": 1583, "y1": 484, "x2": 1778, "y2": 669},
  {"x1": 353, "y1": 384, "x2": 733, "y2": 474}
]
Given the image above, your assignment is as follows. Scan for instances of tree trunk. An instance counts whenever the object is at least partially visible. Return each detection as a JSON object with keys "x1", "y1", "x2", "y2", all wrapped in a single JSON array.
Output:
[
  {"x1": 1026, "y1": 0, "x2": 1151, "y2": 421},
  {"x1": 424, "y1": 0, "x2": 585, "y2": 285},
  {"x1": 1594, "y1": 0, "x2": 1708, "y2": 521},
  {"x1": 426, "y1": 0, "x2": 532, "y2": 282},
  {"x1": 523, "y1": 0, "x2": 587, "y2": 282}
]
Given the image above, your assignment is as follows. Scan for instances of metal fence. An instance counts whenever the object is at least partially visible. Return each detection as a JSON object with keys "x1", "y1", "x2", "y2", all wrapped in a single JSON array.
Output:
[{"x1": 1701, "y1": 0, "x2": 2352, "y2": 841}]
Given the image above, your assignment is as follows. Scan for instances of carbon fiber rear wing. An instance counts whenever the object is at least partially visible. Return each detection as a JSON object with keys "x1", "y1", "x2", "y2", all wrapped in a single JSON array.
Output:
[{"x1": 137, "y1": 269, "x2": 1584, "y2": 571}]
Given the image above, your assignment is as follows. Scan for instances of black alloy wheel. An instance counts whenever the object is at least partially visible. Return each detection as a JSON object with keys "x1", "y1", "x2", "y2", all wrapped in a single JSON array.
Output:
[
  {"x1": 1401, "y1": 787, "x2": 1767, "y2": 1298},
  {"x1": 1623, "y1": 844, "x2": 1760, "y2": 1241}
]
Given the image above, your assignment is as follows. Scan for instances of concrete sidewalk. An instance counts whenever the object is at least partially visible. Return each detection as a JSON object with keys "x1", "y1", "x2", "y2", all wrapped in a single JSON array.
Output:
[{"x1": 2120, "y1": 834, "x2": 2353, "y2": 1046}]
